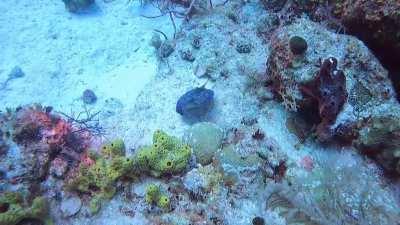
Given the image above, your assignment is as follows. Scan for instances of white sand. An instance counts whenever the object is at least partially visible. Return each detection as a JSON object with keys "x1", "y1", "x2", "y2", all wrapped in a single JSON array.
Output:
[{"x1": 0, "y1": 0, "x2": 179, "y2": 116}]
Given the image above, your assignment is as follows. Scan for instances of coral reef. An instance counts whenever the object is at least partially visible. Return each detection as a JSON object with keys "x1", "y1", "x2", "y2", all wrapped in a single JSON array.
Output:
[
  {"x1": 0, "y1": 104, "x2": 90, "y2": 183},
  {"x1": 60, "y1": 196, "x2": 82, "y2": 218},
  {"x1": 265, "y1": 18, "x2": 400, "y2": 173},
  {"x1": 158, "y1": 41, "x2": 175, "y2": 59},
  {"x1": 183, "y1": 164, "x2": 222, "y2": 200},
  {"x1": 2, "y1": 0, "x2": 399, "y2": 224},
  {"x1": 0, "y1": 192, "x2": 52, "y2": 225},
  {"x1": 355, "y1": 115, "x2": 400, "y2": 175},
  {"x1": 266, "y1": 18, "x2": 399, "y2": 141},
  {"x1": 0, "y1": 129, "x2": 8, "y2": 156},
  {"x1": 135, "y1": 130, "x2": 192, "y2": 177},
  {"x1": 335, "y1": 0, "x2": 400, "y2": 80},
  {"x1": 100, "y1": 139, "x2": 125, "y2": 158},
  {"x1": 215, "y1": 145, "x2": 263, "y2": 185},
  {"x1": 262, "y1": 0, "x2": 400, "y2": 92}
]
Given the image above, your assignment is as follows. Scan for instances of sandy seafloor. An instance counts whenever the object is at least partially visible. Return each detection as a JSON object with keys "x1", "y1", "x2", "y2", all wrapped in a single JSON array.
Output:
[
  {"x1": 1, "y1": 0, "x2": 400, "y2": 225},
  {"x1": 0, "y1": 0, "x2": 177, "y2": 120}
]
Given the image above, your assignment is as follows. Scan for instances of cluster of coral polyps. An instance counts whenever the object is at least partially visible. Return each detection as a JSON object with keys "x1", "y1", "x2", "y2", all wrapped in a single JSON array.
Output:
[
  {"x1": 0, "y1": 104, "x2": 91, "y2": 181},
  {"x1": 266, "y1": 18, "x2": 400, "y2": 174}
]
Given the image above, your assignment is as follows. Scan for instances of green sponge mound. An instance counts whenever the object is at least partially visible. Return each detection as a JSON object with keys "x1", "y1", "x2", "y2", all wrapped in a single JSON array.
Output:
[
  {"x1": 66, "y1": 132, "x2": 191, "y2": 214},
  {"x1": 66, "y1": 139, "x2": 135, "y2": 214},
  {"x1": 0, "y1": 192, "x2": 52, "y2": 225},
  {"x1": 135, "y1": 130, "x2": 192, "y2": 177},
  {"x1": 145, "y1": 184, "x2": 171, "y2": 211},
  {"x1": 101, "y1": 139, "x2": 126, "y2": 159}
]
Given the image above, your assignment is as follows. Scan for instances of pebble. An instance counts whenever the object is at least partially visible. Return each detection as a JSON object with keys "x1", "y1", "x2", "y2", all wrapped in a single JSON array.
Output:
[
  {"x1": 82, "y1": 89, "x2": 97, "y2": 104},
  {"x1": 150, "y1": 33, "x2": 162, "y2": 49},
  {"x1": 191, "y1": 36, "x2": 202, "y2": 49},
  {"x1": 60, "y1": 196, "x2": 82, "y2": 217},
  {"x1": 180, "y1": 49, "x2": 195, "y2": 62},
  {"x1": 193, "y1": 63, "x2": 208, "y2": 78},
  {"x1": 236, "y1": 42, "x2": 252, "y2": 54},
  {"x1": 252, "y1": 217, "x2": 265, "y2": 225},
  {"x1": 8, "y1": 66, "x2": 25, "y2": 79},
  {"x1": 158, "y1": 41, "x2": 175, "y2": 58}
]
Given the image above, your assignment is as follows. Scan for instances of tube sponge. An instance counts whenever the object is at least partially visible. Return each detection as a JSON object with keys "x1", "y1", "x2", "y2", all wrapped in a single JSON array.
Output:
[
  {"x1": 144, "y1": 184, "x2": 171, "y2": 211},
  {"x1": 157, "y1": 195, "x2": 170, "y2": 210},
  {"x1": 0, "y1": 192, "x2": 51, "y2": 225},
  {"x1": 145, "y1": 184, "x2": 161, "y2": 204},
  {"x1": 101, "y1": 139, "x2": 126, "y2": 159},
  {"x1": 135, "y1": 130, "x2": 192, "y2": 177},
  {"x1": 66, "y1": 139, "x2": 135, "y2": 214}
]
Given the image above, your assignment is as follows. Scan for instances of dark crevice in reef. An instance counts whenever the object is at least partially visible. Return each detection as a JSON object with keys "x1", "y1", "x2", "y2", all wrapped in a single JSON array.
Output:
[
  {"x1": 380, "y1": 58, "x2": 400, "y2": 102},
  {"x1": 0, "y1": 202, "x2": 9, "y2": 213},
  {"x1": 386, "y1": 65, "x2": 400, "y2": 103},
  {"x1": 17, "y1": 218, "x2": 44, "y2": 225},
  {"x1": 347, "y1": 26, "x2": 400, "y2": 101},
  {"x1": 297, "y1": 101, "x2": 321, "y2": 127}
]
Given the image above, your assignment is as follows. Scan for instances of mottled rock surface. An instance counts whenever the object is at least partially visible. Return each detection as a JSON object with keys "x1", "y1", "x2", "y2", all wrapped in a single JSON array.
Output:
[{"x1": 336, "y1": 0, "x2": 400, "y2": 70}]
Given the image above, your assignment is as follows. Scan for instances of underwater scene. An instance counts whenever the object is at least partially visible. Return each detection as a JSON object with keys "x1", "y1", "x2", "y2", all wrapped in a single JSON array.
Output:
[{"x1": 1, "y1": 0, "x2": 400, "y2": 224}]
